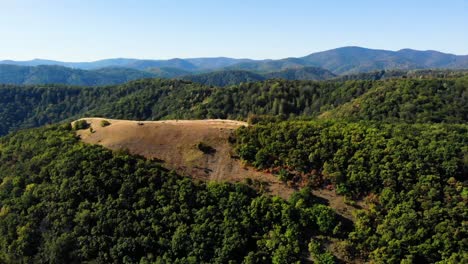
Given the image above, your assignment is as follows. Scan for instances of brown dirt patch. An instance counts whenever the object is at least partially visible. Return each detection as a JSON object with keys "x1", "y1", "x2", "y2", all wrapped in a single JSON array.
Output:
[{"x1": 75, "y1": 118, "x2": 294, "y2": 198}]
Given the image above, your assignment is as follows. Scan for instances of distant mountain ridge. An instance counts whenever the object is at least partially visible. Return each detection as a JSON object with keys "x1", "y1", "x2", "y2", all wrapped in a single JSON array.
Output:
[
  {"x1": 2, "y1": 47, "x2": 467, "y2": 75},
  {"x1": 301, "y1": 47, "x2": 468, "y2": 74}
]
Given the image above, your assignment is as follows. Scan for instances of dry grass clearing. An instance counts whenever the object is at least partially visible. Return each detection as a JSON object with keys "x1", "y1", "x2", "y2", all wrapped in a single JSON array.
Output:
[{"x1": 75, "y1": 118, "x2": 294, "y2": 198}]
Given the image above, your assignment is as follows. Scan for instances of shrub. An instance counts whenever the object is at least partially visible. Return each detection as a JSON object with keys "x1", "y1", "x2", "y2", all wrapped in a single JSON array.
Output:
[
  {"x1": 197, "y1": 142, "x2": 216, "y2": 154},
  {"x1": 73, "y1": 120, "x2": 89, "y2": 130},
  {"x1": 100, "y1": 120, "x2": 111, "y2": 127}
]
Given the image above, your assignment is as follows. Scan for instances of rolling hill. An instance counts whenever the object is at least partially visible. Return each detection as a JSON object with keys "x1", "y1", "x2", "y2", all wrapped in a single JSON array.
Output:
[
  {"x1": 264, "y1": 66, "x2": 336, "y2": 80},
  {"x1": 0, "y1": 64, "x2": 155, "y2": 86},
  {"x1": 0, "y1": 64, "x2": 338, "y2": 87},
  {"x1": 301, "y1": 46, "x2": 468, "y2": 74},
  {"x1": 182, "y1": 70, "x2": 266, "y2": 86},
  {"x1": 0, "y1": 75, "x2": 466, "y2": 136},
  {"x1": 0, "y1": 73, "x2": 467, "y2": 263}
]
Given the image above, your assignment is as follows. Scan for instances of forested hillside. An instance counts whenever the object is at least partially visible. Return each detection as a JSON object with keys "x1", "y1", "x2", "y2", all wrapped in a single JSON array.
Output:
[
  {"x1": 0, "y1": 75, "x2": 467, "y2": 136},
  {"x1": 321, "y1": 77, "x2": 468, "y2": 123},
  {"x1": 182, "y1": 67, "x2": 336, "y2": 87},
  {"x1": 264, "y1": 67, "x2": 336, "y2": 81},
  {"x1": 0, "y1": 65, "x2": 155, "y2": 86},
  {"x1": 0, "y1": 72, "x2": 467, "y2": 263},
  {"x1": 234, "y1": 121, "x2": 468, "y2": 262},
  {"x1": 182, "y1": 71, "x2": 266, "y2": 87},
  {"x1": 0, "y1": 124, "x2": 343, "y2": 263}
]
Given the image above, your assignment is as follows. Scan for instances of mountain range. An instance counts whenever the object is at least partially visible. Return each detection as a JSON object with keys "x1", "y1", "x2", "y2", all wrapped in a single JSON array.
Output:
[{"x1": 0, "y1": 46, "x2": 467, "y2": 86}]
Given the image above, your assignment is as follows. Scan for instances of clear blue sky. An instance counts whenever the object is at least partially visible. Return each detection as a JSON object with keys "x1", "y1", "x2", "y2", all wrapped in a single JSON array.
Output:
[{"x1": 0, "y1": 0, "x2": 466, "y2": 61}]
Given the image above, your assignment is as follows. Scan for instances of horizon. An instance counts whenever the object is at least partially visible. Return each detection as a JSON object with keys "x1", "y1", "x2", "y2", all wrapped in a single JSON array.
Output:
[
  {"x1": 1, "y1": 0, "x2": 467, "y2": 61},
  {"x1": 1, "y1": 46, "x2": 467, "y2": 63}
]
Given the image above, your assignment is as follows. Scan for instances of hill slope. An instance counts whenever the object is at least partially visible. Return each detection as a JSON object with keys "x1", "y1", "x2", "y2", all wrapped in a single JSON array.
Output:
[
  {"x1": 320, "y1": 76, "x2": 468, "y2": 122},
  {"x1": 0, "y1": 76, "x2": 467, "y2": 136},
  {"x1": 264, "y1": 66, "x2": 336, "y2": 80},
  {"x1": 183, "y1": 70, "x2": 266, "y2": 86},
  {"x1": 75, "y1": 118, "x2": 293, "y2": 198},
  {"x1": 301, "y1": 46, "x2": 468, "y2": 74},
  {"x1": 0, "y1": 64, "x2": 155, "y2": 86},
  {"x1": 0, "y1": 123, "x2": 343, "y2": 263}
]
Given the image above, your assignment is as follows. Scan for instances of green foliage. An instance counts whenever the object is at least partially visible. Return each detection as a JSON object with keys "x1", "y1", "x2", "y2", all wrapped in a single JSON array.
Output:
[
  {"x1": 183, "y1": 70, "x2": 265, "y2": 87},
  {"x1": 73, "y1": 120, "x2": 90, "y2": 130},
  {"x1": 235, "y1": 120, "x2": 468, "y2": 262},
  {"x1": 308, "y1": 240, "x2": 336, "y2": 264},
  {"x1": 326, "y1": 77, "x2": 468, "y2": 123},
  {"x1": 100, "y1": 120, "x2": 111, "y2": 127},
  {"x1": 0, "y1": 74, "x2": 466, "y2": 263},
  {"x1": 0, "y1": 125, "x2": 342, "y2": 263},
  {"x1": 183, "y1": 67, "x2": 336, "y2": 87},
  {"x1": 264, "y1": 66, "x2": 336, "y2": 81},
  {"x1": 0, "y1": 76, "x2": 466, "y2": 136},
  {"x1": 0, "y1": 64, "x2": 155, "y2": 86}
]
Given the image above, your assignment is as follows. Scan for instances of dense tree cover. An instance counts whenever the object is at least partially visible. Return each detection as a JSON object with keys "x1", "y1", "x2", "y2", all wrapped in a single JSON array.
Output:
[
  {"x1": 0, "y1": 64, "x2": 156, "y2": 86},
  {"x1": 183, "y1": 71, "x2": 266, "y2": 87},
  {"x1": 0, "y1": 76, "x2": 466, "y2": 137},
  {"x1": 263, "y1": 67, "x2": 336, "y2": 81},
  {"x1": 0, "y1": 79, "x2": 360, "y2": 135},
  {"x1": 146, "y1": 67, "x2": 192, "y2": 79},
  {"x1": 0, "y1": 72, "x2": 467, "y2": 263},
  {"x1": 324, "y1": 77, "x2": 468, "y2": 123},
  {"x1": 333, "y1": 69, "x2": 468, "y2": 82},
  {"x1": 89, "y1": 80, "x2": 213, "y2": 121},
  {"x1": 0, "y1": 84, "x2": 101, "y2": 135},
  {"x1": 189, "y1": 79, "x2": 376, "y2": 119},
  {"x1": 0, "y1": 80, "x2": 208, "y2": 135},
  {"x1": 182, "y1": 67, "x2": 336, "y2": 87},
  {"x1": 89, "y1": 77, "x2": 468, "y2": 124},
  {"x1": 0, "y1": 124, "x2": 343, "y2": 263},
  {"x1": 234, "y1": 120, "x2": 468, "y2": 263}
]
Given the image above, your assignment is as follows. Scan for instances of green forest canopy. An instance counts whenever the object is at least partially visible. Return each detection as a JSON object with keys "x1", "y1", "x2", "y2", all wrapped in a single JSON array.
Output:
[
  {"x1": 0, "y1": 75, "x2": 466, "y2": 136},
  {"x1": 0, "y1": 73, "x2": 467, "y2": 263}
]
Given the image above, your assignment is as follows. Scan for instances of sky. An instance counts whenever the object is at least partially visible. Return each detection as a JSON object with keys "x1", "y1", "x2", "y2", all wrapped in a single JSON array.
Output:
[{"x1": 0, "y1": 0, "x2": 467, "y2": 61}]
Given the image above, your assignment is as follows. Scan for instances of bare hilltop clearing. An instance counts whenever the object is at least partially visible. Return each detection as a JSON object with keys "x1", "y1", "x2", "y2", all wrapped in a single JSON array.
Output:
[{"x1": 74, "y1": 118, "x2": 295, "y2": 198}]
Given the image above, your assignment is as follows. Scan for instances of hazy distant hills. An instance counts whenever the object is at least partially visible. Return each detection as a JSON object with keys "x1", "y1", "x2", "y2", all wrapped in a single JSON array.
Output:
[
  {"x1": 183, "y1": 67, "x2": 336, "y2": 87},
  {"x1": 1, "y1": 47, "x2": 467, "y2": 86},
  {"x1": 2, "y1": 47, "x2": 466, "y2": 74},
  {"x1": 301, "y1": 47, "x2": 468, "y2": 74},
  {"x1": 0, "y1": 65, "x2": 337, "y2": 86},
  {"x1": 264, "y1": 66, "x2": 336, "y2": 80},
  {"x1": 183, "y1": 71, "x2": 266, "y2": 87},
  {"x1": 0, "y1": 57, "x2": 248, "y2": 71}
]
